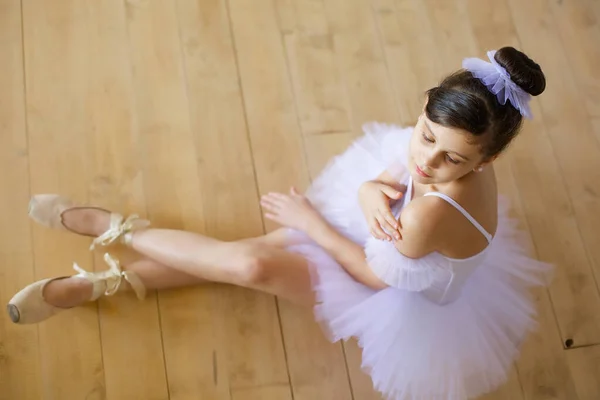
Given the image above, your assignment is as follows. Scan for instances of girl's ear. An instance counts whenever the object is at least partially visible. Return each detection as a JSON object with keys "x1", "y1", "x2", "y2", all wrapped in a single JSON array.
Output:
[{"x1": 476, "y1": 154, "x2": 499, "y2": 171}]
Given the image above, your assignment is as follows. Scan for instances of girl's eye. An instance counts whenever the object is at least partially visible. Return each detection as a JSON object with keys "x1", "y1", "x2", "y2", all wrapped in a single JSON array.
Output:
[
  {"x1": 446, "y1": 155, "x2": 460, "y2": 164},
  {"x1": 421, "y1": 132, "x2": 460, "y2": 164}
]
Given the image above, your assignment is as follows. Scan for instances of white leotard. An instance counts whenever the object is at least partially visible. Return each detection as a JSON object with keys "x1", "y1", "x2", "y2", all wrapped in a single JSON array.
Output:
[{"x1": 405, "y1": 177, "x2": 493, "y2": 304}]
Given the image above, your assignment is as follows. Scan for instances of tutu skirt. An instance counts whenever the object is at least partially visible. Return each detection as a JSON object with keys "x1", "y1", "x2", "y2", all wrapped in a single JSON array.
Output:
[{"x1": 285, "y1": 123, "x2": 553, "y2": 400}]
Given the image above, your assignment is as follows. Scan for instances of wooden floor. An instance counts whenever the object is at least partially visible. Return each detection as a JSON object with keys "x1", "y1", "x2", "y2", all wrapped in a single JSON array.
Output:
[{"x1": 1, "y1": 0, "x2": 599, "y2": 399}]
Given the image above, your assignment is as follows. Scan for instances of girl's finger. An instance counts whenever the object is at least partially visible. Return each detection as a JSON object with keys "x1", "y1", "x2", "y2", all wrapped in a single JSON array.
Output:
[
  {"x1": 382, "y1": 210, "x2": 399, "y2": 230},
  {"x1": 264, "y1": 213, "x2": 279, "y2": 222},
  {"x1": 376, "y1": 214, "x2": 397, "y2": 239},
  {"x1": 371, "y1": 220, "x2": 391, "y2": 241},
  {"x1": 262, "y1": 193, "x2": 286, "y2": 203},
  {"x1": 267, "y1": 192, "x2": 289, "y2": 200},
  {"x1": 260, "y1": 198, "x2": 282, "y2": 211},
  {"x1": 381, "y1": 185, "x2": 403, "y2": 200},
  {"x1": 377, "y1": 211, "x2": 400, "y2": 239},
  {"x1": 290, "y1": 186, "x2": 305, "y2": 197}
]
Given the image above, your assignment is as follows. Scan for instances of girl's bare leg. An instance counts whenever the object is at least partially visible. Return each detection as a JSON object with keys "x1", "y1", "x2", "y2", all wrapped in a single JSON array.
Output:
[
  {"x1": 127, "y1": 228, "x2": 313, "y2": 304},
  {"x1": 43, "y1": 258, "x2": 207, "y2": 308},
  {"x1": 56, "y1": 208, "x2": 314, "y2": 305}
]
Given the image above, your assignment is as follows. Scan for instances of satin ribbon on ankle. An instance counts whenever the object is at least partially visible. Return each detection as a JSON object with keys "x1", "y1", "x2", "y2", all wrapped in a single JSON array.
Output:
[
  {"x1": 90, "y1": 214, "x2": 150, "y2": 250},
  {"x1": 72, "y1": 253, "x2": 147, "y2": 300}
]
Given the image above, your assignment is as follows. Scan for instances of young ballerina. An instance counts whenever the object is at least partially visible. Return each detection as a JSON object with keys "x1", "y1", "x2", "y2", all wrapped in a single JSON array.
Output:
[{"x1": 8, "y1": 46, "x2": 551, "y2": 400}]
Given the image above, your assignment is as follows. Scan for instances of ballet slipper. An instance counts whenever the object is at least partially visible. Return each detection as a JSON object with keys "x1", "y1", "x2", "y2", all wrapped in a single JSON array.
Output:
[
  {"x1": 7, "y1": 253, "x2": 146, "y2": 324},
  {"x1": 28, "y1": 194, "x2": 150, "y2": 250}
]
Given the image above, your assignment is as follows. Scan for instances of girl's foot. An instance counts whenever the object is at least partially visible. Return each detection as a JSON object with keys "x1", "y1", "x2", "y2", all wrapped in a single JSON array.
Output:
[
  {"x1": 7, "y1": 254, "x2": 146, "y2": 324},
  {"x1": 39, "y1": 276, "x2": 93, "y2": 308},
  {"x1": 28, "y1": 194, "x2": 150, "y2": 250}
]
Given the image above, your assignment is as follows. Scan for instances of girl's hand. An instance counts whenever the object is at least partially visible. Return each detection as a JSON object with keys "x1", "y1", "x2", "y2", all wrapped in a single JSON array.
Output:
[
  {"x1": 358, "y1": 181, "x2": 404, "y2": 241},
  {"x1": 261, "y1": 187, "x2": 326, "y2": 233}
]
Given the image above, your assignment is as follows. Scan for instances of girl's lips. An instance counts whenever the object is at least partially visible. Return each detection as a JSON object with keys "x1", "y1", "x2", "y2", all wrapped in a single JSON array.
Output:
[{"x1": 416, "y1": 166, "x2": 431, "y2": 178}]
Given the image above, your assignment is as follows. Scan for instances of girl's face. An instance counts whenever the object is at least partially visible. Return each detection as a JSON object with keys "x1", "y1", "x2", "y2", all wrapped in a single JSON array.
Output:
[{"x1": 408, "y1": 114, "x2": 490, "y2": 185}]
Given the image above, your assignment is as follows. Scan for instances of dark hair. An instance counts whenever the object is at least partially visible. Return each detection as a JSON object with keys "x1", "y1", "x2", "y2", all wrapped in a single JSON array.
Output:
[{"x1": 424, "y1": 47, "x2": 546, "y2": 159}]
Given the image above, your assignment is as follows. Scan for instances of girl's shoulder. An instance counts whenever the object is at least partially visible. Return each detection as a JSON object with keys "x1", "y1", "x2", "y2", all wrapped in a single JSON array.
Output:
[
  {"x1": 393, "y1": 195, "x2": 449, "y2": 259},
  {"x1": 401, "y1": 171, "x2": 497, "y2": 259}
]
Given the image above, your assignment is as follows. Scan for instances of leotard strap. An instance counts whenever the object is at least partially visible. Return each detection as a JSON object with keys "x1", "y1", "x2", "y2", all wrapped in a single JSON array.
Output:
[{"x1": 423, "y1": 192, "x2": 493, "y2": 243}]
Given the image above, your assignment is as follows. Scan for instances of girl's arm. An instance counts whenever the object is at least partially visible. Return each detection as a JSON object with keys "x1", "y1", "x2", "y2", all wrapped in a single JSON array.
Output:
[
  {"x1": 306, "y1": 221, "x2": 389, "y2": 290},
  {"x1": 306, "y1": 198, "x2": 440, "y2": 287},
  {"x1": 358, "y1": 167, "x2": 409, "y2": 241},
  {"x1": 261, "y1": 188, "x2": 440, "y2": 290}
]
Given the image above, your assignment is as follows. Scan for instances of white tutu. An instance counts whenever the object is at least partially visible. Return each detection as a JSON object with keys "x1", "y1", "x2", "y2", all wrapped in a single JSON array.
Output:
[{"x1": 285, "y1": 123, "x2": 553, "y2": 400}]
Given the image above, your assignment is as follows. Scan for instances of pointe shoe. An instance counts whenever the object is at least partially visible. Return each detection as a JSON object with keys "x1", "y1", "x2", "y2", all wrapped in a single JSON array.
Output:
[
  {"x1": 7, "y1": 253, "x2": 147, "y2": 324},
  {"x1": 28, "y1": 194, "x2": 150, "y2": 250}
]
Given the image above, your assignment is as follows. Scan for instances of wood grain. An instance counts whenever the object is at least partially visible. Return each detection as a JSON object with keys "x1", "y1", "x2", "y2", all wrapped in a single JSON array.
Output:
[
  {"x1": 22, "y1": 1, "x2": 107, "y2": 398},
  {"x1": 84, "y1": 2, "x2": 170, "y2": 398},
  {"x1": 372, "y1": 0, "x2": 441, "y2": 124},
  {"x1": 283, "y1": 0, "x2": 351, "y2": 135},
  {"x1": 170, "y1": 0, "x2": 268, "y2": 397},
  {"x1": 549, "y1": 0, "x2": 600, "y2": 294},
  {"x1": 0, "y1": 0, "x2": 598, "y2": 398},
  {"x1": 567, "y1": 344, "x2": 600, "y2": 400},
  {"x1": 0, "y1": 2, "x2": 41, "y2": 399},
  {"x1": 323, "y1": 0, "x2": 399, "y2": 136},
  {"x1": 507, "y1": 0, "x2": 600, "y2": 347},
  {"x1": 229, "y1": 0, "x2": 354, "y2": 398},
  {"x1": 227, "y1": 0, "x2": 308, "y2": 394}
]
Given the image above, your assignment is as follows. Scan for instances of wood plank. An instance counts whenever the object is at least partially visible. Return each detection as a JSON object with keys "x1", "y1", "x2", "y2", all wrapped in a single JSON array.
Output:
[
  {"x1": 283, "y1": 7, "x2": 351, "y2": 135},
  {"x1": 228, "y1": 0, "x2": 310, "y2": 196},
  {"x1": 549, "y1": 0, "x2": 600, "y2": 116},
  {"x1": 231, "y1": 385, "x2": 293, "y2": 400},
  {"x1": 229, "y1": 0, "x2": 355, "y2": 398},
  {"x1": 122, "y1": 0, "x2": 241, "y2": 399},
  {"x1": 274, "y1": 0, "x2": 296, "y2": 34},
  {"x1": 478, "y1": 366, "x2": 523, "y2": 400},
  {"x1": 575, "y1": 0, "x2": 600, "y2": 146},
  {"x1": 579, "y1": 0, "x2": 600, "y2": 146},
  {"x1": 291, "y1": 0, "x2": 328, "y2": 33},
  {"x1": 343, "y1": 339, "x2": 384, "y2": 400},
  {"x1": 174, "y1": 0, "x2": 293, "y2": 397},
  {"x1": 276, "y1": 301, "x2": 354, "y2": 400},
  {"x1": 507, "y1": 0, "x2": 600, "y2": 347},
  {"x1": 372, "y1": 0, "x2": 442, "y2": 124},
  {"x1": 583, "y1": 0, "x2": 600, "y2": 25},
  {"x1": 304, "y1": 132, "x2": 354, "y2": 179},
  {"x1": 465, "y1": 1, "x2": 580, "y2": 398},
  {"x1": 549, "y1": 0, "x2": 600, "y2": 287},
  {"x1": 592, "y1": 118, "x2": 600, "y2": 146},
  {"x1": 226, "y1": 0, "x2": 310, "y2": 393},
  {"x1": 567, "y1": 344, "x2": 600, "y2": 399},
  {"x1": 81, "y1": 1, "x2": 170, "y2": 399},
  {"x1": 323, "y1": 0, "x2": 399, "y2": 136},
  {"x1": 0, "y1": 2, "x2": 42, "y2": 399},
  {"x1": 423, "y1": 0, "x2": 478, "y2": 60},
  {"x1": 22, "y1": 2, "x2": 107, "y2": 398}
]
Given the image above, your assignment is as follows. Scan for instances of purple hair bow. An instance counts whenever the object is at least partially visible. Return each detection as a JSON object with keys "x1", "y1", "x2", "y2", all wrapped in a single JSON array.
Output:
[{"x1": 462, "y1": 50, "x2": 533, "y2": 119}]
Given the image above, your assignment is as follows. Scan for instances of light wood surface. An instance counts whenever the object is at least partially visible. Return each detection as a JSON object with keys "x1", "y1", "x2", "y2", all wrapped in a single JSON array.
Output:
[{"x1": 0, "y1": 0, "x2": 598, "y2": 399}]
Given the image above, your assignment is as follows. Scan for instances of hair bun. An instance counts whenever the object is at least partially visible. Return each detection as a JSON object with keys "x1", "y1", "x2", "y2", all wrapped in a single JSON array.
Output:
[{"x1": 494, "y1": 47, "x2": 546, "y2": 96}]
